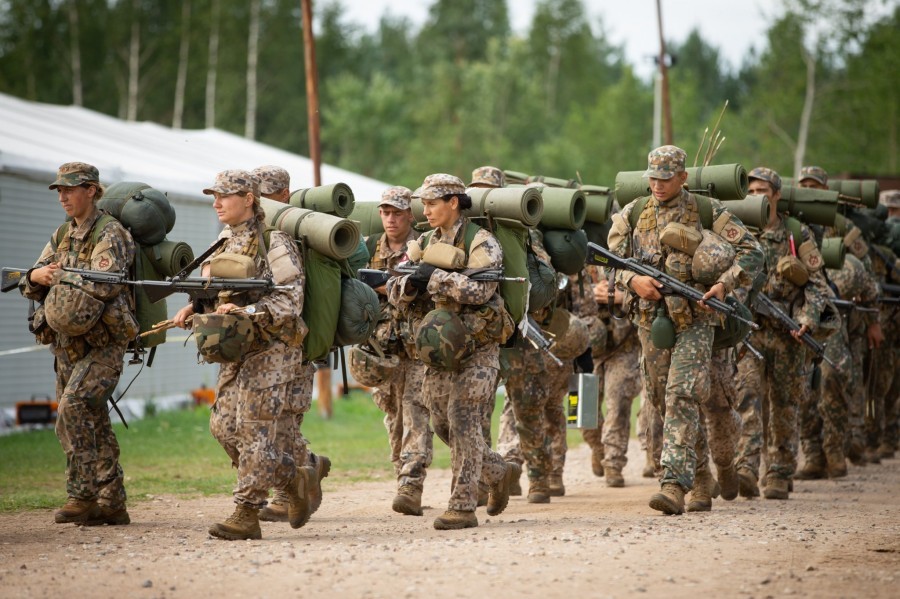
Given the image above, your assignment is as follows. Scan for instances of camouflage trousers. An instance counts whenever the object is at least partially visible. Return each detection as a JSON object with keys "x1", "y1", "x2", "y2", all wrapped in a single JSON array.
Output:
[
  {"x1": 372, "y1": 357, "x2": 432, "y2": 490},
  {"x1": 582, "y1": 338, "x2": 642, "y2": 472},
  {"x1": 870, "y1": 340, "x2": 900, "y2": 449},
  {"x1": 638, "y1": 325, "x2": 714, "y2": 491},
  {"x1": 637, "y1": 393, "x2": 663, "y2": 473},
  {"x1": 270, "y1": 363, "x2": 316, "y2": 506},
  {"x1": 698, "y1": 349, "x2": 743, "y2": 477},
  {"x1": 799, "y1": 325, "x2": 851, "y2": 462},
  {"x1": 734, "y1": 321, "x2": 807, "y2": 480},
  {"x1": 846, "y1": 330, "x2": 869, "y2": 454},
  {"x1": 53, "y1": 338, "x2": 127, "y2": 507},
  {"x1": 210, "y1": 342, "x2": 306, "y2": 508},
  {"x1": 545, "y1": 355, "x2": 573, "y2": 478},
  {"x1": 497, "y1": 395, "x2": 523, "y2": 464}
]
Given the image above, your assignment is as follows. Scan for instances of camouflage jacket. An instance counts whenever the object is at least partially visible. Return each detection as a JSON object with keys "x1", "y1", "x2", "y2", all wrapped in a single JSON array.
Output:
[{"x1": 366, "y1": 228, "x2": 420, "y2": 357}]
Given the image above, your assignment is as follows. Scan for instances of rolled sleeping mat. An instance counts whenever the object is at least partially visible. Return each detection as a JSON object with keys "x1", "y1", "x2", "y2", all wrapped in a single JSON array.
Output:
[
  {"x1": 464, "y1": 187, "x2": 544, "y2": 228},
  {"x1": 782, "y1": 178, "x2": 881, "y2": 209},
  {"x1": 100, "y1": 181, "x2": 176, "y2": 246},
  {"x1": 260, "y1": 197, "x2": 360, "y2": 260},
  {"x1": 721, "y1": 194, "x2": 769, "y2": 230},
  {"x1": 526, "y1": 174, "x2": 579, "y2": 188},
  {"x1": 349, "y1": 201, "x2": 384, "y2": 238},
  {"x1": 503, "y1": 170, "x2": 530, "y2": 185},
  {"x1": 821, "y1": 237, "x2": 846, "y2": 270},
  {"x1": 615, "y1": 163, "x2": 748, "y2": 205},
  {"x1": 777, "y1": 186, "x2": 840, "y2": 228},
  {"x1": 289, "y1": 182, "x2": 355, "y2": 217},
  {"x1": 535, "y1": 187, "x2": 587, "y2": 230},
  {"x1": 143, "y1": 239, "x2": 195, "y2": 278},
  {"x1": 581, "y1": 185, "x2": 613, "y2": 225}
]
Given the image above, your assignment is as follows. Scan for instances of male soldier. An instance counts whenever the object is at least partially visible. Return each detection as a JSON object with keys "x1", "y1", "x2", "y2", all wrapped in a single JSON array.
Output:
[
  {"x1": 387, "y1": 173, "x2": 520, "y2": 530},
  {"x1": 608, "y1": 146, "x2": 762, "y2": 514},
  {"x1": 22, "y1": 162, "x2": 136, "y2": 526},
  {"x1": 362, "y1": 186, "x2": 433, "y2": 516},
  {"x1": 251, "y1": 165, "x2": 331, "y2": 523},
  {"x1": 733, "y1": 167, "x2": 831, "y2": 500},
  {"x1": 174, "y1": 170, "x2": 313, "y2": 540}
]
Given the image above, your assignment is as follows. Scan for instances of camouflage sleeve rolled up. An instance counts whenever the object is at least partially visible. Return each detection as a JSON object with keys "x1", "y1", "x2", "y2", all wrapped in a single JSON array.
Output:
[
  {"x1": 794, "y1": 223, "x2": 831, "y2": 331},
  {"x1": 21, "y1": 240, "x2": 55, "y2": 301},
  {"x1": 428, "y1": 228, "x2": 502, "y2": 305},
  {"x1": 710, "y1": 199, "x2": 765, "y2": 295},
  {"x1": 252, "y1": 230, "x2": 305, "y2": 331}
]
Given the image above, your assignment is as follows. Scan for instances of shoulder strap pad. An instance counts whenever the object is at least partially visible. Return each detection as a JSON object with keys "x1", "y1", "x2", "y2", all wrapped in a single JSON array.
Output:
[
  {"x1": 628, "y1": 197, "x2": 650, "y2": 230},
  {"x1": 694, "y1": 194, "x2": 713, "y2": 230}
]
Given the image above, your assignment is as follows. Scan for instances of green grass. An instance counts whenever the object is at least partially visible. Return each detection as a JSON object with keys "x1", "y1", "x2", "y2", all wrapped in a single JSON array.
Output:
[{"x1": 1, "y1": 391, "x2": 595, "y2": 512}]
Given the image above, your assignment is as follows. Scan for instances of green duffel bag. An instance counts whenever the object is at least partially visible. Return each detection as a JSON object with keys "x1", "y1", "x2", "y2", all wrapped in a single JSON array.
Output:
[
  {"x1": 334, "y1": 276, "x2": 380, "y2": 347},
  {"x1": 542, "y1": 228, "x2": 588, "y2": 276}
]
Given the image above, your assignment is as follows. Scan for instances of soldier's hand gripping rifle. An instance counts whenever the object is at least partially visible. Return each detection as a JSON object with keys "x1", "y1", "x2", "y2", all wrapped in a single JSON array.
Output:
[
  {"x1": 585, "y1": 242, "x2": 760, "y2": 331},
  {"x1": 752, "y1": 292, "x2": 836, "y2": 368}
]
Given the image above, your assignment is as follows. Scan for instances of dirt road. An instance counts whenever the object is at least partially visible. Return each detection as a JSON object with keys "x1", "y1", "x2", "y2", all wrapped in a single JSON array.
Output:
[{"x1": 1, "y1": 441, "x2": 897, "y2": 599}]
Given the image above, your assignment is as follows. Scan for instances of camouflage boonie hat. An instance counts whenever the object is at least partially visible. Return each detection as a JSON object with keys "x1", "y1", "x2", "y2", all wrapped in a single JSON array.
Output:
[
  {"x1": 49, "y1": 162, "x2": 100, "y2": 189},
  {"x1": 415, "y1": 308, "x2": 475, "y2": 371},
  {"x1": 469, "y1": 166, "x2": 505, "y2": 188},
  {"x1": 347, "y1": 345, "x2": 399, "y2": 387},
  {"x1": 692, "y1": 230, "x2": 736, "y2": 286},
  {"x1": 748, "y1": 167, "x2": 782, "y2": 192},
  {"x1": 379, "y1": 186, "x2": 412, "y2": 211},
  {"x1": 192, "y1": 313, "x2": 256, "y2": 363},
  {"x1": 799, "y1": 165, "x2": 828, "y2": 186},
  {"x1": 643, "y1": 145, "x2": 686, "y2": 180},
  {"x1": 44, "y1": 283, "x2": 105, "y2": 336},
  {"x1": 880, "y1": 189, "x2": 900, "y2": 208},
  {"x1": 252, "y1": 165, "x2": 290, "y2": 195},
  {"x1": 418, "y1": 173, "x2": 466, "y2": 200},
  {"x1": 202, "y1": 169, "x2": 259, "y2": 198}
]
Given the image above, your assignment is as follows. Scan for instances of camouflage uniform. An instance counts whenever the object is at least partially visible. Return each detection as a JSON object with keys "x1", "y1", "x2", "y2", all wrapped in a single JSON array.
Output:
[
  {"x1": 638, "y1": 393, "x2": 664, "y2": 475},
  {"x1": 387, "y1": 184, "x2": 512, "y2": 517},
  {"x1": 23, "y1": 186, "x2": 136, "y2": 513},
  {"x1": 867, "y1": 243, "x2": 900, "y2": 456}
]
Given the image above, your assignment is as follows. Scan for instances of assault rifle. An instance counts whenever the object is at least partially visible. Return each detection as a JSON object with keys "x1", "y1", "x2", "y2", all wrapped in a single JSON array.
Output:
[
  {"x1": 358, "y1": 266, "x2": 527, "y2": 288},
  {"x1": 61, "y1": 267, "x2": 294, "y2": 304},
  {"x1": 752, "y1": 292, "x2": 836, "y2": 368},
  {"x1": 831, "y1": 298, "x2": 879, "y2": 313},
  {"x1": 1, "y1": 267, "x2": 27, "y2": 293},
  {"x1": 585, "y1": 242, "x2": 759, "y2": 331}
]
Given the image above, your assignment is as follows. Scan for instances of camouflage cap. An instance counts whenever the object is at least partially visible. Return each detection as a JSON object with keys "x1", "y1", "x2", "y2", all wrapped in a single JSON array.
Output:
[
  {"x1": 202, "y1": 169, "x2": 259, "y2": 197},
  {"x1": 418, "y1": 173, "x2": 466, "y2": 200},
  {"x1": 879, "y1": 189, "x2": 900, "y2": 208},
  {"x1": 643, "y1": 145, "x2": 686, "y2": 180},
  {"x1": 251, "y1": 165, "x2": 290, "y2": 195},
  {"x1": 49, "y1": 162, "x2": 100, "y2": 190},
  {"x1": 469, "y1": 166, "x2": 505, "y2": 188},
  {"x1": 748, "y1": 167, "x2": 782, "y2": 192},
  {"x1": 411, "y1": 186, "x2": 424, "y2": 199},
  {"x1": 379, "y1": 186, "x2": 412, "y2": 211},
  {"x1": 799, "y1": 165, "x2": 828, "y2": 185}
]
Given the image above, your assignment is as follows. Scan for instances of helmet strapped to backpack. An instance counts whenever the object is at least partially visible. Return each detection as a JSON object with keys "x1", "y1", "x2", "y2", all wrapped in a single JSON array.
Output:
[
  {"x1": 347, "y1": 343, "x2": 400, "y2": 388},
  {"x1": 415, "y1": 308, "x2": 475, "y2": 371},
  {"x1": 44, "y1": 283, "x2": 105, "y2": 337},
  {"x1": 192, "y1": 313, "x2": 256, "y2": 363}
]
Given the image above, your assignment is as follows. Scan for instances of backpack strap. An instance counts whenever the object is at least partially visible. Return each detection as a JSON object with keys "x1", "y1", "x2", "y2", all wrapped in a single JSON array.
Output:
[
  {"x1": 784, "y1": 216, "x2": 803, "y2": 244},
  {"x1": 628, "y1": 197, "x2": 650, "y2": 230},
  {"x1": 365, "y1": 235, "x2": 379, "y2": 259}
]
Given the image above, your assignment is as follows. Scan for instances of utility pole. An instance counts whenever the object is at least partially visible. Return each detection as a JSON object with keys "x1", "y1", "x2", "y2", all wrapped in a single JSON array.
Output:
[{"x1": 656, "y1": 0, "x2": 674, "y2": 145}]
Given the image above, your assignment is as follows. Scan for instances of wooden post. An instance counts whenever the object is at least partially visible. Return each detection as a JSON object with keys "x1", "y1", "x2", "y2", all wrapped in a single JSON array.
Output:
[{"x1": 656, "y1": 0, "x2": 674, "y2": 145}]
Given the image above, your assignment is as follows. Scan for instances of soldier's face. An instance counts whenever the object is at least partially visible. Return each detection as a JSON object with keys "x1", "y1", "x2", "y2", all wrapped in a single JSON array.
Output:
[
  {"x1": 379, "y1": 206, "x2": 413, "y2": 237},
  {"x1": 57, "y1": 184, "x2": 95, "y2": 223},
  {"x1": 648, "y1": 171, "x2": 687, "y2": 202},
  {"x1": 422, "y1": 197, "x2": 457, "y2": 229},
  {"x1": 799, "y1": 179, "x2": 827, "y2": 190},
  {"x1": 213, "y1": 192, "x2": 255, "y2": 226}
]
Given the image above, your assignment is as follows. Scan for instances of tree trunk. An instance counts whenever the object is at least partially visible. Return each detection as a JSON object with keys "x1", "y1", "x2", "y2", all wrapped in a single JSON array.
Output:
[
  {"x1": 126, "y1": 0, "x2": 140, "y2": 122},
  {"x1": 67, "y1": 0, "x2": 83, "y2": 106},
  {"x1": 172, "y1": 0, "x2": 191, "y2": 130},
  {"x1": 245, "y1": 0, "x2": 260, "y2": 139},
  {"x1": 206, "y1": 0, "x2": 221, "y2": 129},
  {"x1": 794, "y1": 49, "x2": 816, "y2": 176}
]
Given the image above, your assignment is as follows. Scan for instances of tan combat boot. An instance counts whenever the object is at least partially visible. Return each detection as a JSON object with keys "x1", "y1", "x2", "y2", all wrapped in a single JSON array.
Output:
[
  {"x1": 209, "y1": 504, "x2": 262, "y2": 540},
  {"x1": 876, "y1": 443, "x2": 895, "y2": 460},
  {"x1": 487, "y1": 462, "x2": 522, "y2": 516},
  {"x1": 284, "y1": 466, "x2": 316, "y2": 529},
  {"x1": 310, "y1": 455, "x2": 331, "y2": 514},
  {"x1": 605, "y1": 467, "x2": 625, "y2": 488},
  {"x1": 54, "y1": 498, "x2": 101, "y2": 524},
  {"x1": 825, "y1": 452, "x2": 848, "y2": 479},
  {"x1": 642, "y1": 462, "x2": 657, "y2": 478},
  {"x1": 84, "y1": 504, "x2": 131, "y2": 526},
  {"x1": 649, "y1": 483, "x2": 685, "y2": 515},
  {"x1": 392, "y1": 484, "x2": 423, "y2": 516},
  {"x1": 433, "y1": 509, "x2": 478, "y2": 530},
  {"x1": 737, "y1": 467, "x2": 760, "y2": 498},
  {"x1": 477, "y1": 482, "x2": 489, "y2": 507},
  {"x1": 591, "y1": 448, "x2": 605, "y2": 477},
  {"x1": 686, "y1": 470, "x2": 713, "y2": 513},
  {"x1": 763, "y1": 475, "x2": 790, "y2": 500},
  {"x1": 509, "y1": 472, "x2": 523, "y2": 497},
  {"x1": 717, "y1": 464, "x2": 739, "y2": 501},
  {"x1": 548, "y1": 473, "x2": 565, "y2": 497},
  {"x1": 795, "y1": 453, "x2": 826, "y2": 480},
  {"x1": 258, "y1": 492, "x2": 289, "y2": 523},
  {"x1": 527, "y1": 478, "x2": 551, "y2": 504}
]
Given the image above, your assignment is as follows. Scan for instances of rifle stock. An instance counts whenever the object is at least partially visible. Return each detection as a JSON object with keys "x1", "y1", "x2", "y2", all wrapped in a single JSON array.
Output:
[{"x1": 1, "y1": 267, "x2": 27, "y2": 293}]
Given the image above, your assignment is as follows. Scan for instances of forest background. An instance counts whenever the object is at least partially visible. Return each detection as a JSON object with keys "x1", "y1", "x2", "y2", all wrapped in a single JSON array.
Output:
[{"x1": 0, "y1": 0, "x2": 896, "y2": 195}]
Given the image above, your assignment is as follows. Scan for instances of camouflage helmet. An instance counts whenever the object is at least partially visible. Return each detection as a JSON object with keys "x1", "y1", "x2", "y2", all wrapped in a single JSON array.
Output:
[
  {"x1": 692, "y1": 230, "x2": 736, "y2": 286},
  {"x1": 547, "y1": 309, "x2": 590, "y2": 360},
  {"x1": 415, "y1": 308, "x2": 475, "y2": 371},
  {"x1": 192, "y1": 313, "x2": 256, "y2": 363},
  {"x1": 44, "y1": 283, "x2": 105, "y2": 336},
  {"x1": 347, "y1": 345, "x2": 399, "y2": 388}
]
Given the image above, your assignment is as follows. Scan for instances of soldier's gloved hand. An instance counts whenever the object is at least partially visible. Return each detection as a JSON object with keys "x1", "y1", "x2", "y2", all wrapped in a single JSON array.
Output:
[
  {"x1": 574, "y1": 347, "x2": 594, "y2": 373},
  {"x1": 408, "y1": 263, "x2": 437, "y2": 293}
]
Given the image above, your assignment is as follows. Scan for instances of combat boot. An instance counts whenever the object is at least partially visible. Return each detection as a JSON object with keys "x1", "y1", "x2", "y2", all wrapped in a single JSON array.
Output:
[
  {"x1": 527, "y1": 478, "x2": 551, "y2": 504},
  {"x1": 487, "y1": 462, "x2": 522, "y2": 516},
  {"x1": 310, "y1": 454, "x2": 331, "y2": 514},
  {"x1": 718, "y1": 464, "x2": 739, "y2": 501},
  {"x1": 209, "y1": 504, "x2": 262, "y2": 541},
  {"x1": 477, "y1": 482, "x2": 489, "y2": 507},
  {"x1": 763, "y1": 475, "x2": 790, "y2": 500},
  {"x1": 847, "y1": 440, "x2": 866, "y2": 466},
  {"x1": 591, "y1": 448, "x2": 605, "y2": 477},
  {"x1": 642, "y1": 461, "x2": 657, "y2": 478},
  {"x1": 686, "y1": 471, "x2": 713, "y2": 513},
  {"x1": 795, "y1": 453, "x2": 826, "y2": 480},
  {"x1": 605, "y1": 467, "x2": 625, "y2": 488},
  {"x1": 825, "y1": 452, "x2": 848, "y2": 479},
  {"x1": 54, "y1": 498, "x2": 101, "y2": 525},
  {"x1": 737, "y1": 468, "x2": 760, "y2": 498},
  {"x1": 548, "y1": 473, "x2": 565, "y2": 497},
  {"x1": 84, "y1": 504, "x2": 130, "y2": 526},
  {"x1": 392, "y1": 484, "x2": 423, "y2": 516},
  {"x1": 864, "y1": 448, "x2": 881, "y2": 464},
  {"x1": 876, "y1": 443, "x2": 895, "y2": 460},
  {"x1": 284, "y1": 466, "x2": 316, "y2": 529},
  {"x1": 258, "y1": 493, "x2": 289, "y2": 523},
  {"x1": 509, "y1": 475, "x2": 523, "y2": 497},
  {"x1": 649, "y1": 483, "x2": 685, "y2": 515},
  {"x1": 433, "y1": 509, "x2": 478, "y2": 530}
]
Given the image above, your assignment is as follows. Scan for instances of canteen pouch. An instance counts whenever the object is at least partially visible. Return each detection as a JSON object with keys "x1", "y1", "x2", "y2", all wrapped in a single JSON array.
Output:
[
  {"x1": 777, "y1": 255, "x2": 809, "y2": 286},
  {"x1": 660, "y1": 222, "x2": 702, "y2": 256},
  {"x1": 422, "y1": 243, "x2": 467, "y2": 270},
  {"x1": 208, "y1": 253, "x2": 256, "y2": 279}
]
